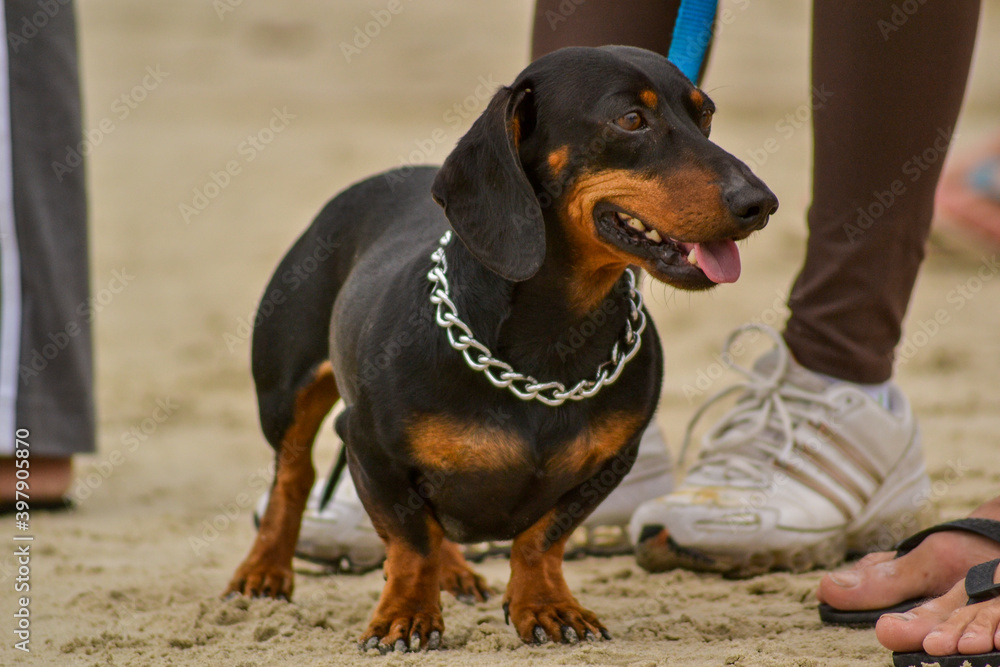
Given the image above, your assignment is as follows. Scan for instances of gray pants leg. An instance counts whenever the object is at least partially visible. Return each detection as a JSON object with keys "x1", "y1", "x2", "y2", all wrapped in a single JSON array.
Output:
[{"x1": 0, "y1": 0, "x2": 94, "y2": 456}]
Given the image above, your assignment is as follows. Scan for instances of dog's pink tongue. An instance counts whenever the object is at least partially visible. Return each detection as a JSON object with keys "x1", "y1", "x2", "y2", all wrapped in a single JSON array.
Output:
[{"x1": 694, "y1": 240, "x2": 741, "y2": 283}]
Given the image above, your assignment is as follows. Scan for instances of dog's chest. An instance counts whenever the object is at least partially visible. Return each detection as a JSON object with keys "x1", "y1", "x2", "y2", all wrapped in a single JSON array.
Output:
[
  {"x1": 405, "y1": 411, "x2": 643, "y2": 478},
  {"x1": 402, "y1": 410, "x2": 645, "y2": 541}
]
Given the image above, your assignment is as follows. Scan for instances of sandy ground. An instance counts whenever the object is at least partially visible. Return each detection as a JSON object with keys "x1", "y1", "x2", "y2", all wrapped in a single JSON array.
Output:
[{"x1": 3, "y1": 1, "x2": 1000, "y2": 665}]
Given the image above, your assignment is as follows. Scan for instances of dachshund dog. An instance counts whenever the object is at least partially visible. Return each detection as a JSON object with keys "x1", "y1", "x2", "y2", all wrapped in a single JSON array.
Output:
[{"x1": 226, "y1": 45, "x2": 777, "y2": 651}]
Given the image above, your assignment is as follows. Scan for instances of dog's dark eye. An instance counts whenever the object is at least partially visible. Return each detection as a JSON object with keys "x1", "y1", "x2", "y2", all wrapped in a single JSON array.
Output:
[
  {"x1": 699, "y1": 109, "x2": 713, "y2": 136},
  {"x1": 615, "y1": 112, "x2": 646, "y2": 132}
]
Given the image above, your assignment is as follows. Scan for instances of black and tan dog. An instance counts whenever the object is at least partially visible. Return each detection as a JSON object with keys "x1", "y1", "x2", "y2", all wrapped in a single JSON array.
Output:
[{"x1": 226, "y1": 46, "x2": 777, "y2": 651}]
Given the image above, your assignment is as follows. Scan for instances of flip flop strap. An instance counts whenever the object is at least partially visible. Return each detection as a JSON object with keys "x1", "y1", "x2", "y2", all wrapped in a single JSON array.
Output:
[
  {"x1": 966, "y1": 558, "x2": 1000, "y2": 604},
  {"x1": 895, "y1": 518, "x2": 1000, "y2": 556}
]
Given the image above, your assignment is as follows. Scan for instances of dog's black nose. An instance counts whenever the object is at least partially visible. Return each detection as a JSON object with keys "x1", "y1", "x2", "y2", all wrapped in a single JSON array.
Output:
[{"x1": 724, "y1": 182, "x2": 778, "y2": 231}]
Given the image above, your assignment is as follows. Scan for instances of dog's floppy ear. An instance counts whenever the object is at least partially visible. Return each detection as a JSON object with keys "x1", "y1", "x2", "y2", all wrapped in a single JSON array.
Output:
[{"x1": 431, "y1": 83, "x2": 545, "y2": 282}]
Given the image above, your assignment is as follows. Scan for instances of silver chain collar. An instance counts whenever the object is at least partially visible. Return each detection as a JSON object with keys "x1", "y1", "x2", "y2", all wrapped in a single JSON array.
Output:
[{"x1": 426, "y1": 230, "x2": 646, "y2": 407}]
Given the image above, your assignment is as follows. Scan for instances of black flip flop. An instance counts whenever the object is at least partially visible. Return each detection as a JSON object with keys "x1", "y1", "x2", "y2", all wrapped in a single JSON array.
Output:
[
  {"x1": 819, "y1": 518, "x2": 1000, "y2": 627},
  {"x1": 892, "y1": 557, "x2": 1000, "y2": 667}
]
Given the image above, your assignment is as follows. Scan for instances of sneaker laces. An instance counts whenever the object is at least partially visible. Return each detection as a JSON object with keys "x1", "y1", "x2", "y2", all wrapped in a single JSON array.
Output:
[{"x1": 678, "y1": 324, "x2": 839, "y2": 485}]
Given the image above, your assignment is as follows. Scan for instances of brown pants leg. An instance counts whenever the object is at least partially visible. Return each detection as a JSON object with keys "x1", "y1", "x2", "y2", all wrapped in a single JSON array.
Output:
[
  {"x1": 531, "y1": 0, "x2": 682, "y2": 61},
  {"x1": 785, "y1": 0, "x2": 981, "y2": 383},
  {"x1": 532, "y1": 0, "x2": 981, "y2": 384}
]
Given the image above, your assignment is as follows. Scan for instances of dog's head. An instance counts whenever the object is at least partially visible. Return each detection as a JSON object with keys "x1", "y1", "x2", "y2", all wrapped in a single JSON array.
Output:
[{"x1": 431, "y1": 46, "x2": 777, "y2": 296}]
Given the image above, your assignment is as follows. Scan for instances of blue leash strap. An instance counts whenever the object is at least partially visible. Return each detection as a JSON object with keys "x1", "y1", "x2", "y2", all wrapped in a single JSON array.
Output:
[{"x1": 667, "y1": 0, "x2": 718, "y2": 84}]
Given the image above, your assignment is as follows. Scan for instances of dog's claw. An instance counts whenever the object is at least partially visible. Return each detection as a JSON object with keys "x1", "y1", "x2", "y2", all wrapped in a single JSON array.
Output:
[
  {"x1": 457, "y1": 594, "x2": 475, "y2": 605},
  {"x1": 409, "y1": 632, "x2": 421, "y2": 651},
  {"x1": 561, "y1": 626, "x2": 579, "y2": 644},
  {"x1": 362, "y1": 637, "x2": 380, "y2": 652},
  {"x1": 585, "y1": 630, "x2": 597, "y2": 642},
  {"x1": 394, "y1": 639, "x2": 407, "y2": 653},
  {"x1": 427, "y1": 630, "x2": 441, "y2": 650},
  {"x1": 600, "y1": 628, "x2": 612, "y2": 641},
  {"x1": 503, "y1": 602, "x2": 510, "y2": 625},
  {"x1": 533, "y1": 626, "x2": 549, "y2": 644}
]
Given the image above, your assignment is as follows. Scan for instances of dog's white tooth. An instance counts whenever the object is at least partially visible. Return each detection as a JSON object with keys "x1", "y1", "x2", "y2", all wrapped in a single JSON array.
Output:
[
  {"x1": 644, "y1": 229, "x2": 662, "y2": 243},
  {"x1": 687, "y1": 247, "x2": 698, "y2": 266},
  {"x1": 626, "y1": 217, "x2": 646, "y2": 232}
]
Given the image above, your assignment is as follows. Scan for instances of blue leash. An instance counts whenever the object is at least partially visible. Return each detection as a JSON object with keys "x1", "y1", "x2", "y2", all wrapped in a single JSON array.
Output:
[{"x1": 667, "y1": 0, "x2": 718, "y2": 84}]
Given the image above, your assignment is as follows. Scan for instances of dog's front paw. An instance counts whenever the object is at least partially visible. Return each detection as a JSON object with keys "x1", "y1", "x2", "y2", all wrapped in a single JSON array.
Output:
[
  {"x1": 224, "y1": 555, "x2": 294, "y2": 600},
  {"x1": 503, "y1": 595, "x2": 611, "y2": 645},
  {"x1": 439, "y1": 541, "x2": 493, "y2": 604},
  {"x1": 359, "y1": 607, "x2": 444, "y2": 653}
]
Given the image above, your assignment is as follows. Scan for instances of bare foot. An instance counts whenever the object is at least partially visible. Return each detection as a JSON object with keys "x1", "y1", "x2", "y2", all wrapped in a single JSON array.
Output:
[
  {"x1": 0, "y1": 456, "x2": 73, "y2": 503},
  {"x1": 816, "y1": 497, "x2": 1000, "y2": 611},
  {"x1": 875, "y1": 561, "x2": 1000, "y2": 657}
]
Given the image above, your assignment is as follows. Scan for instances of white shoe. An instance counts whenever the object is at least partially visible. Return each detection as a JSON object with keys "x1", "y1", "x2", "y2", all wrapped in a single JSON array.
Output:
[
  {"x1": 254, "y1": 456, "x2": 385, "y2": 573},
  {"x1": 630, "y1": 324, "x2": 932, "y2": 577}
]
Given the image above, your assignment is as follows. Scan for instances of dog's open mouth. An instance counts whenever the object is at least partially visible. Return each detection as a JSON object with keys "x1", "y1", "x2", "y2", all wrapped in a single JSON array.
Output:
[{"x1": 594, "y1": 204, "x2": 742, "y2": 286}]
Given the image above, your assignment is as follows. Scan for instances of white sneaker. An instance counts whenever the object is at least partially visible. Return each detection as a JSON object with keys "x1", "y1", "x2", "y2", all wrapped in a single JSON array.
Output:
[
  {"x1": 255, "y1": 405, "x2": 674, "y2": 566},
  {"x1": 629, "y1": 324, "x2": 933, "y2": 577},
  {"x1": 254, "y1": 457, "x2": 385, "y2": 573}
]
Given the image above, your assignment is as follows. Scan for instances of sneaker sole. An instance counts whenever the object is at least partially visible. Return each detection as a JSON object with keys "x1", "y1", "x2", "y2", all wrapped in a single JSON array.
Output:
[
  {"x1": 635, "y1": 527, "x2": 848, "y2": 578},
  {"x1": 635, "y1": 465, "x2": 934, "y2": 578}
]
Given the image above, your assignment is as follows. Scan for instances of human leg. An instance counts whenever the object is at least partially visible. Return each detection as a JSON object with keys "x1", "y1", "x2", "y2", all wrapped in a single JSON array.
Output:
[
  {"x1": 632, "y1": 0, "x2": 983, "y2": 575},
  {"x1": 0, "y1": 0, "x2": 93, "y2": 505}
]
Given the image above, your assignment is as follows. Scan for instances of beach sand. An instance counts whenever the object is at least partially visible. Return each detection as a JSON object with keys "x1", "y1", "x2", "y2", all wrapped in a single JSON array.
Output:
[{"x1": 4, "y1": 1, "x2": 1000, "y2": 665}]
